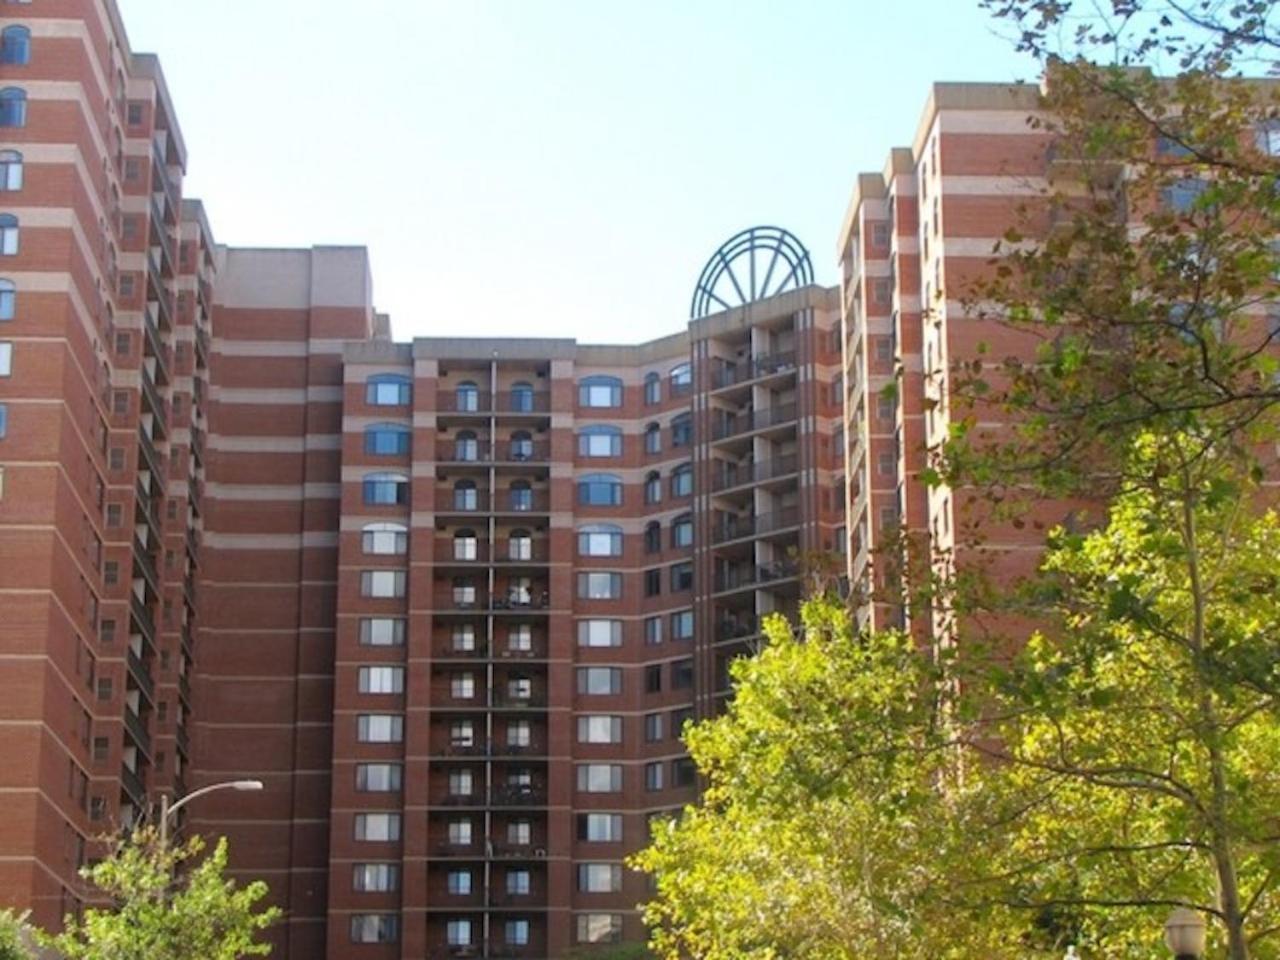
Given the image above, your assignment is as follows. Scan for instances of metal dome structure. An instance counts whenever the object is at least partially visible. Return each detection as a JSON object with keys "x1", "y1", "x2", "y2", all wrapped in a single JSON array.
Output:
[{"x1": 690, "y1": 226, "x2": 815, "y2": 320}]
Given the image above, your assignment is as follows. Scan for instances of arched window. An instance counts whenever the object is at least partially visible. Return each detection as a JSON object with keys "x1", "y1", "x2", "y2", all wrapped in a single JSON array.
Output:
[
  {"x1": 578, "y1": 375, "x2": 622, "y2": 408},
  {"x1": 509, "y1": 430, "x2": 533, "y2": 461},
  {"x1": 0, "y1": 215, "x2": 18, "y2": 255},
  {"x1": 578, "y1": 523, "x2": 622, "y2": 557},
  {"x1": 644, "y1": 471, "x2": 661, "y2": 505},
  {"x1": 1, "y1": 27, "x2": 30, "y2": 66},
  {"x1": 671, "y1": 463, "x2": 693, "y2": 498},
  {"x1": 670, "y1": 362, "x2": 693, "y2": 394},
  {"x1": 644, "y1": 521, "x2": 661, "y2": 554},
  {"x1": 509, "y1": 381, "x2": 534, "y2": 412},
  {"x1": 578, "y1": 424, "x2": 621, "y2": 458},
  {"x1": 671, "y1": 513, "x2": 694, "y2": 549},
  {"x1": 0, "y1": 89, "x2": 27, "y2": 128},
  {"x1": 363, "y1": 472, "x2": 409, "y2": 506},
  {"x1": 671, "y1": 413, "x2": 693, "y2": 447},
  {"x1": 0, "y1": 279, "x2": 13, "y2": 321},
  {"x1": 363, "y1": 522, "x2": 408, "y2": 555},
  {"x1": 0, "y1": 151, "x2": 21, "y2": 191},
  {"x1": 366, "y1": 373, "x2": 410, "y2": 406},
  {"x1": 509, "y1": 479, "x2": 532, "y2": 512},
  {"x1": 577, "y1": 473, "x2": 622, "y2": 507},
  {"x1": 453, "y1": 479, "x2": 478, "y2": 511},
  {"x1": 507, "y1": 528, "x2": 533, "y2": 561},
  {"x1": 456, "y1": 380, "x2": 480, "y2": 412},
  {"x1": 364, "y1": 422, "x2": 410, "y2": 456},
  {"x1": 453, "y1": 528, "x2": 479, "y2": 561},
  {"x1": 643, "y1": 372, "x2": 661, "y2": 405},
  {"x1": 644, "y1": 422, "x2": 661, "y2": 455},
  {"x1": 454, "y1": 429, "x2": 479, "y2": 462}
]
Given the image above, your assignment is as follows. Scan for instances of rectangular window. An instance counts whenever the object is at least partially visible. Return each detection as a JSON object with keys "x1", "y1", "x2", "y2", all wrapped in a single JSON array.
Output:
[
  {"x1": 507, "y1": 819, "x2": 532, "y2": 845},
  {"x1": 352, "y1": 863, "x2": 399, "y2": 892},
  {"x1": 645, "y1": 761, "x2": 664, "y2": 791},
  {"x1": 367, "y1": 378, "x2": 410, "y2": 406},
  {"x1": 644, "y1": 568, "x2": 661, "y2": 597},
  {"x1": 0, "y1": 342, "x2": 11, "y2": 376},
  {"x1": 577, "y1": 715, "x2": 623, "y2": 744},
  {"x1": 645, "y1": 665, "x2": 662, "y2": 693},
  {"x1": 672, "y1": 658, "x2": 694, "y2": 690},
  {"x1": 578, "y1": 813, "x2": 623, "y2": 843},
  {"x1": 576, "y1": 619, "x2": 622, "y2": 647},
  {"x1": 576, "y1": 763, "x2": 622, "y2": 793},
  {"x1": 577, "y1": 863, "x2": 623, "y2": 893},
  {"x1": 362, "y1": 476, "x2": 407, "y2": 505},
  {"x1": 447, "y1": 818, "x2": 472, "y2": 845},
  {"x1": 576, "y1": 913, "x2": 623, "y2": 944},
  {"x1": 447, "y1": 919, "x2": 472, "y2": 946},
  {"x1": 576, "y1": 667, "x2": 622, "y2": 696},
  {"x1": 357, "y1": 665, "x2": 404, "y2": 695},
  {"x1": 362, "y1": 527, "x2": 407, "y2": 555},
  {"x1": 450, "y1": 673, "x2": 476, "y2": 699},
  {"x1": 644, "y1": 616, "x2": 662, "y2": 645},
  {"x1": 447, "y1": 870, "x2": 472, "y2": 895},
  {"x1": 507, "y1": 719, "x2": 531, "y2": 747},
  {"x1": 448, "y1": 769, "x2": 474, "y2": 796},
  {"x1": 359, "y1": 618, "x2": 405, "y2": 646},
  {"x1": 356, "y1": 714, "x2": 403, "y2": 743},
  {"x1": 506, "y1": 919, "x2": 530, "y2": 946},
  {"x1": 506, "y1": 870, "x2": 531, "y2": 896},
  {"x1": 350, "y1": 914, "x2": 398, "y2": 944},
  {"x1": 360, "y1": 570, "x2": 405, "y2": 598},
  {"x1": 578, "y1": 430, "x2": 622, "y2": 457},
  {"x1": 578, "y1": 527, "x2": 622, "y2": 556},
  {"x1": 671, "y1": 609, "x2": 694, "y2": 640},
  {"x1": 450, "y1": 720, "x2": 475, "y2": 748},
  {"x1": 644, "y1": 712, "x2": 664, "y2": 742},
  {"x1": 579, "y1": 379, "x2": 622, "y2": 407},
  {"x1": 577, "y1": 572, "x2": 622, "y2": 600},
  {"x1": 670, "y1": 562, "x2": 693, "y2": 592},
  {"x1": 673, "y1": 757, "x2": 697, "y2": 787},
  {"x1": 353, "y1": 813, "x2": 401, "y2": 842},
  {"x1": 355, "y1": 763, "x2": 402, "y2": 792},
  {"x1": 0, "y1": 403, "x2": 7, "y2": 438}
]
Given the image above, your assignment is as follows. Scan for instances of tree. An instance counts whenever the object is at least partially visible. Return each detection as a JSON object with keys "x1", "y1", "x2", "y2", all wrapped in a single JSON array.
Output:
[
  {"x1": 41, "y1": 828, "x2": 280, "y2": 960},
  {"x1": 0, "y1": 911, "x2": 31, "y2": 960}
]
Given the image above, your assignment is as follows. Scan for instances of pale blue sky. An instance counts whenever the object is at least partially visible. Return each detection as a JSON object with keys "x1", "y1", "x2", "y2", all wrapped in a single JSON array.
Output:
[{"x1": 119, "y1": 0, "x2": 1033, "y2": 343}]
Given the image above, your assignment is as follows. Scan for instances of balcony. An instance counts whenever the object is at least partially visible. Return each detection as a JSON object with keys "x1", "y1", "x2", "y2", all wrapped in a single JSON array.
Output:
[
  {"x1": 489, "y1": 785, "x2": 547, "y2": 807},
  {"x1": 194, "y1": 325, "x2": 210, "y2": 370},
  {"x1": 491, "y1": 693, "x2": 548, "y2": 709},
  {"x1": 123, "y1": 706, "x2": 151, "y2": 757},
  {"x1": 140, "y1": 366, "x2": 167, "y2": 433},
  {"x1": 191, "y1": 424, "x2": 206, "y2": 465},
  {"x1": 176, "y1": 724, "x2": 190, "y2": 757},
  {"x1": 129, "y1": 592, "x2": 155, "y2": 645},
  {"x1": 433, "y1": 643, "x2": 490, "y2": 661},
  {"x1": 178, "y1": 671, "x2": 192, "y2": 706},
  {"x1": 151, "y1": 144, "x2": 177, "y2": 215},
  {"x1": 495, "y1": 391, "x2": 550, "y2": 413},
  {"x1": 141, "y1": 308, "x2": 169, "y2": 382},
  {"x1": 712, "y1": 351, "x2": 798, "y2": 389},
  {"x1": 437, "y1": 391, "x2": 493, "y2": 414},
  {"x1": 711, "y1": 454, "x2": 800, "y2": 492},
  {"x1": 132, "y1": 536, "x2": 160, "y2": 598},
  {"x1": 126, "y1": 647, "x2": 155, "y2": 704},
  {"x1": 135, "y1": 478, "x2": 161, "y2": 542},
  {"x1": 440, "y1": 442, "x2": 550, "y2": 465},
  {"x1": 120, "y1": 764, "x2": 145, "y2": 808},
  {"x1": 711, "y1": 506, "x2": 802, "y2": 545},
  {"x1": 712, "y1": 403, "x2": 798, "y2": 440},
  {"x1": 715, "y1": 615, "x2": 759, "y2": 641},
  {"x1": 713, "y1": 560, "x2": 801, "y2": 594},
  {"x1": 136, "y1": 426, "x2": 163, "y2": 479}
]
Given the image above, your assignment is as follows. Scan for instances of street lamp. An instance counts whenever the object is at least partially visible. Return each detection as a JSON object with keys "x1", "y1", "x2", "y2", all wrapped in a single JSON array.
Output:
[
  {"x1": 158, "y1": 779, "x2": 263, "y2": 846},
  {"x1": 1165, "y1": 907, "x2": 1207, "y2": 960}
]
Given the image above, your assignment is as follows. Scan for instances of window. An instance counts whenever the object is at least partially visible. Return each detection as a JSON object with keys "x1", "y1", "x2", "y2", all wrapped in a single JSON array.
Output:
[
  {"x1": 364, "y1": 423, "x2": 410, "y2": 455},
  {"x1": 0, "y1": 341, "x2": 14, "y2": 375},
  {"x1": 362, "y1": 522, "x2": 407, "y2": 555},
  {"x1": 447, "y1": 818, "x2": 473, "y2": 845},
  {"x1": 670, "y1": 362, "x2": 692, "y2": 393},
  {"x1": 447, "y1": 870, "x2": 472, "y2": 895},
  {"x1": 644, "y1": 372, "x2": 661, "y2": 404},
  {"x1": 354, "y1": 813, "x2": 401, "y2": 841},
  {"x1": 350, "y1": 915, "x2": 398, "y2": 944},
  {"x1": 577, "y1": 913, "x2": 623, "y2": 944},
  {"x1": 0, "y1": 279, "x2": 12, "y2": 320},
  {"x1": 507, "y1": 623, "x2": 533, "y2": 652},
  {"x1": 577, "y1": 572, "x2": 621, "y2": 600},
  {"x1": 645, "y1": 761, "x2": 664, "y2": 791},
  {"x1": 447, "y1": 919, "x2": 472, "y2": 947},
  {"x1": 643, "y1": 521, "x2": 661, "y2": 555},
  {"x1": 644, "y1": 422, "x2": 661, "y2": 454},
  {"x1": 644, "y1": 471, "x2": 661, "y2": 504},
  {"x1": 671, "y1": 464, "x2": 693, "y2": 497},
  {"x1": 671, "y1": 609, "x2": 694, "y2": 640},
  {"x1": 507, "y1": 675, "x2": 533, "y2": 700},
  {"x1": 362, "y1": 472, "x2": 408, "y2": 506},
  {"x1": 508, "y1": 480, "x2": 533, "y2": 511},
  {"x1": 644, "y1": 712, "x2": 664, "y2": 742},
  {"x1": 507, "y1": 719, "x2": 531, "y2": 747},
  {"x1": 673, "y1": 757, "x2": 697, "y2": 787},
  {"x1": 579, "y1": 813, "x2": 623, "y2": 843},
  {"x1": 672, "y1": 706, "x2": 693, "y2": 735},
  {"x1": 578, "y1": 863, "x2": 622, "y2": 893},
  {"x1": 578, "y1": 523, "x2": 622, "y2": 557},
  {"x1": 505, "y1": 869, "x2": 531, "y2": 897},
  {"x1": 506, "y1": 919, "x2": 530, "y2": 946},
  {"x1": 452, "y1": 528, "x2": 478, "y2": 560},
  {"x1": 577, "y1": 763, "x2": 622, "y2": 793},
  {"x1": 577, "y1": 619, "x2": 622, "y2": 647},
  {"x1": 455, "y1": 380, "x2": 480, "y2": 412},
  {"x1": 670, "y1": 562, "x2": 693, "y2": 592},
  {"x1": 366, "y1": 374, "x2": 410, "y2": 406},
  {"x1": 355, "y1": 764, "x2": 402, "y2": 792},
  {"x1": 577, "y1": 667, "x2": 622, "y2": 695},
  {"x1": 877, "y1": 393, "x2": 896, "y2": 421},
  {"x1": 579, "y1": 424, "x2": 622, "y2": 457},
  {"x1": 448, "y1": 769, "x2": 474, "y2": 796},
  {"x1": 0, "y1": 403, "x2": 6, "y2": 438},
  {"x1": 872, "y1": 222, "x2": 890, "y2": 247},
  {"x1": 671, "y1": 413, "x2": 692, "y2": 447},
  {"x1": 450, "y1": 720, "x2": 475, "y2": 748},
  {"x1": 644, "y1": 616, "x2": 662, "y2": 645},
  {"x1": 127, "y1": 102, "x2": 143, "y2": 127},
  {"x1": 645, "y1": 665, "x2": 662, "y2": 693},
  {"x1": 360, "y1": 570, "x2": 405, "y2": 598},
  {"x1": 453, "y1": 429, "x2": 479, "y2": 461},
  {"x1": 0, "y1": 89, "x2": 27, "y2": 128},
  {"x1": 509, "y1": 381, "x2": 535, "y2": 412},
  {"x1": 1163, "y1": 176, "x2": 1209, "y2": 213},
  {"x1": 453, "y1": 479, "x2": 478, "y2": 511},
  {"x1": 507, "y1": 529, "x2": 532, "y2": 561},
  {"x1": 577, "y1": 473, "x2": 622, "y2": 506},
  {"x1": 509, "y1": 429, "x2": 533, "y2": 460},
  {"x1": 577, "y1": 715, "x2": 623, "y2": 744},
  {"x1": 671, "y1": 515, "x2": 693, "y2": 548},
  {"x1": 644, "y1": 568, "x2": 661, "y2": 597},
  {"x1": 358, "y1": 666, "x2": 404, "y2": 695},
  {"x1": 451, "y1": 672, "x2": 475, "y2": 699},
  {"x1": 508, "y1": 819, "x2": 532, "y2": 845},
  {"x1": 0, "y1": 151, "x2": 21, "y2": 190},
  {"x1": 0, "y1": 215, "x2": 18, "y2": 255},
  {"x1": 1, "y1": 27, "x2": 29, "y2": 66},
  {"x1": 357, "y1": 714, "x2": 403, "y2": 743},
  {"x1": 353, "y1": 863, "x2": 399, "y2": 892},
  {"x1": 360, "y1": 617, "x2": 405, "y2": 646},
  {"x1": 672, "y1": 658, "x2": 694, "y2": 689},
  {"x1": 579, "y1": 375, "x2": 622, "y2": 408}
]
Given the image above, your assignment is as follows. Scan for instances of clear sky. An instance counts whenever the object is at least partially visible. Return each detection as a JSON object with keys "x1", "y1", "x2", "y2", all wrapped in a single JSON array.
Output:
[{"x1": 119, "y1": 0, "x2": 1034, "y2": 343}]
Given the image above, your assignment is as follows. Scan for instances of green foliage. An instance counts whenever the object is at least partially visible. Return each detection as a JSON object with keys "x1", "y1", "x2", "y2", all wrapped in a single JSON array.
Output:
[
  {"x1": 0, "y1": 911, "x2": 32, "y2": 960},
  {"x1": 40, "y1": 828, "x2": 280, "y2": 960}
]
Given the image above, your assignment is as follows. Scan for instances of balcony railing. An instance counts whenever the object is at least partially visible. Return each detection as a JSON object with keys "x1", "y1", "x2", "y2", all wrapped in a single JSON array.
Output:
[
  {"x1": 711, "y1": 506, "x2": 802, "y2": 544},
  {"x1": 129, "y1": 592, "x2": 155, "y2": 644},
  {"x1": 711, "y1": 454, "x2": 800, "y2": 492},
  {"x1": 713, "y1": 560, "x2": 801, "y2": 593},
  {"x1": 120, "y1": 764, "x2": 145, "y2": 808},
  {"x1": 489, "y1": 786, "x2": 547, "y2": 806},
  {"x1": 495, "y1": 391, "x2": 550, "y2": 413},
  {"x1": 132, "y1": 536, "x2": 160, "y2": 598},
  {"x1": 715, "y1": 615, "x2": 759, "y2": 641},
  {"x1": 711, "y1": 403, "x2": 798, "y2": 440},
  {"x1": 712, "y1": 351, "x2": 798, "y2": 389},
  {"x1": 136, "y1": 426, "x2": 163, "y2": 479},
  {"x1": 123, "y1": 707, "x2": 151, "y2": 757},
  {"x1": 126, "y1": 647, "x2": 154, "y2": 703},
  {"x1": 140, "y1": 366, "x2": 167, "y2": 431},
  {"x1": 441, "y1": 442, "x2": 551, "y2": 464},
  {"x1": 491, "y1": 693, "x2": 548, "y2": 709}
]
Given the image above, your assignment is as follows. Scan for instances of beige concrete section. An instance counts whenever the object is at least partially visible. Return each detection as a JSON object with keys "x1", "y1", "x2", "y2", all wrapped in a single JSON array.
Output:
[
  {"x1": 213, "y1": 246, "x2": 373, "y2": 310},
  {"x1": 689, "y1": 284, "x2": 839, "y2": 342},
  {"x1": 209, "y1": 386, "x2": 342, "y2": 404},
  {"x1": 128, "y1": 53, "x2": 188, "y2": 167},
  {"x1": 412, "y1": 337, "x2": 578, "y2": 361},
  {"x1": 344, "y1": 340, "x2": 413, "y2": 366},
  {"x1": 203, "y1": 532, "x2": 339, "y2": 549},
  {"x1": 204, "y1": 482, "x2": 342, "y2": 501}
]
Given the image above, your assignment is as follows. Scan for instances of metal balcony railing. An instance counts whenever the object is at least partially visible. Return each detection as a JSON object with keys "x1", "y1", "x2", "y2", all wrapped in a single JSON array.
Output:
[
  {"x1": 713, "y1": 561, "x2": 801, "y2": 593},
  {"x1": 711, "y1": 506, "x2": 802, "y2": 544},
  {"x1": 712, "y1": 351, "x2": 798, "y2": 388},
  {"x1": 711, "y1": 455, "x2": 800, "y2": 491},
  {"x1": 712, "y1": 403, "x2": 798, "y2": 440}
]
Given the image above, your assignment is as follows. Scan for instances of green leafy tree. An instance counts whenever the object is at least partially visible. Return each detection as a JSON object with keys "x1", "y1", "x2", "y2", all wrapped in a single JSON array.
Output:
[
  {"x1": 41, "y1": 827, "x2": 280, "y2": 960},
  {"x1": 0, "y1": 911, "x2": 32, "y2": 960}
]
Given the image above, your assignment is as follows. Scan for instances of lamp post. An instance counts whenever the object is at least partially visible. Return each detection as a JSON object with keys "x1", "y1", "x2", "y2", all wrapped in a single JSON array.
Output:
[
  {"x1": 1165, "y1": 907, "x2": 1207, "y2": 960},
  {"x1": 158, "y1": 779, "x2": 263, "y2": 847}
]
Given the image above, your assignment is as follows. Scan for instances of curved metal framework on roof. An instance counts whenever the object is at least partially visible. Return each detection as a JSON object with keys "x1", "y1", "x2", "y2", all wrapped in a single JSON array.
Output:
[{"x1": 690, "y1": 226, "x2": 814, "y2": 319}]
